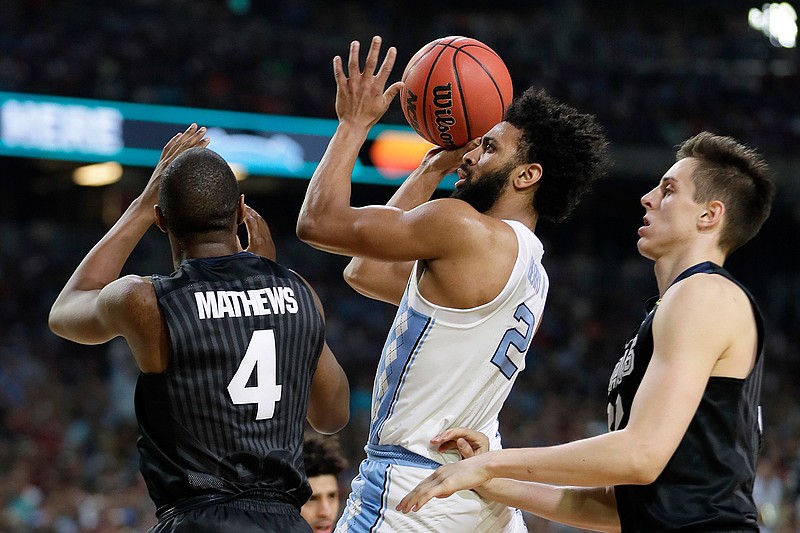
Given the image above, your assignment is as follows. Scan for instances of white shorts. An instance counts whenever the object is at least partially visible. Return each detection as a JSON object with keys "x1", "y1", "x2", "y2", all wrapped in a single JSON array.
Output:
[{"x1": 335, "y1": 445, "x2": 527, "y2": 533}]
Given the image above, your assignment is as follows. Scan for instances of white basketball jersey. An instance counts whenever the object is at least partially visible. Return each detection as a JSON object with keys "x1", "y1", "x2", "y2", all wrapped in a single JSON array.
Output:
[{"x1": 367, "y1": 220, "x2": 549, "y2": 463}]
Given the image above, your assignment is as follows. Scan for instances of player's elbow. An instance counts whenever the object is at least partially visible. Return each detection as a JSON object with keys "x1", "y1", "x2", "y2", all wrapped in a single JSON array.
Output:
[
  {"x1": 48, "y1": 299, "x2": 77, "y2": 340},
  {"x1": 625, "y1": 442, "x2": 669, "y2": 484},
  {"x1": 48, "y1": 306, "x2": 67, "y2": 338},
  {"x1": 343, "y1": 261, "x2": 369, "y2": 295},
  {"x1": 295, "y1": 212, "x2": 320, "y2": 245},
  {"x1": 296, "y1": 215, "x2": 343, "y2": 252},
  {"x1": 47, "y1": 309, "x2": 105, "y2": 345},
  {"x1": 307, "y1": 369, "x2": 350, "y2": 434},
  {"x1": 308, "y1": 405, "x2": 350, "y2": 435}
]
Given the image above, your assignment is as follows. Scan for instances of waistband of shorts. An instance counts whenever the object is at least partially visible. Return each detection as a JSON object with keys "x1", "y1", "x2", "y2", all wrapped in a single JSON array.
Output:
[
  {"x1": 365, "y1": 444, "x2": 442, "y2": 469},
  {"x1": 156, "y1": 490, "x2": 299, "y2": 521}
]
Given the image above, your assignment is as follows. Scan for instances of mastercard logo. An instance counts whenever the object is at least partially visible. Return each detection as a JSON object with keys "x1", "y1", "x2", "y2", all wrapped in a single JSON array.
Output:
[{"x1": 369, "y1": 130, "x2": 434, "y2": 178}]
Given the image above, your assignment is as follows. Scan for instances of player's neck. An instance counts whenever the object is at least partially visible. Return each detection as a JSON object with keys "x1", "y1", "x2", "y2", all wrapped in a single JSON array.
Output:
[
  {"x1": 653, "y1": 245, "x2": 726, "y2": 295},
  {"x1": 169, "y1": 232, "x2": 241, "y2": 267},
  {"x1": 484, "y1": 198, "x2": 538, "y2": 232}
]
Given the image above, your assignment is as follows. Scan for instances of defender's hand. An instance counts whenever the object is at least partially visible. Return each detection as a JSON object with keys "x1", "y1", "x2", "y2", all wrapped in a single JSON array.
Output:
[
  {"x1": 140, "y1": 123, "x2": 210, "y2": 208},
  {"x1": 238, "y1": 204, "x2": 277, "y2": 261}
]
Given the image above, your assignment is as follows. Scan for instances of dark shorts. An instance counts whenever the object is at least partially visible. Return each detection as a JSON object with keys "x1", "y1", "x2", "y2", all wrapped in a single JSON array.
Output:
[{"x1": 148, "y1": 496, "x2": 312, "y2": 533}]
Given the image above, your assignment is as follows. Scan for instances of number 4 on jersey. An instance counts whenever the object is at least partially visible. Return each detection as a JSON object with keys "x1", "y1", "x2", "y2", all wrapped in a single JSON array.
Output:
[{"x1": 227, "y1": 329, "x2": 283, "y2": 420}]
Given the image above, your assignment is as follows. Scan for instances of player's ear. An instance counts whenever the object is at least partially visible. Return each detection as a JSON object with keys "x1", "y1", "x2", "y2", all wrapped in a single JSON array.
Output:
[
  {"x1": 154, "y1": 205, "x2": 167, "y2": 233},
  {"x1": 513, "y1": 162, "x2": 542, "y2": 191},
  {"x1": 236, "y1": 195, "x2": 246, "y2": 225},
  {"x1": 698, "y1": 200, "x2": 725, "y2": 229}
]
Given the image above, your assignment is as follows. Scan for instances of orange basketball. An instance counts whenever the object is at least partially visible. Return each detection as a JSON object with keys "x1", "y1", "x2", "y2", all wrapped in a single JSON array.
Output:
[{"x1": 400, "y1": 36, "x2": 513, "y2": 149}]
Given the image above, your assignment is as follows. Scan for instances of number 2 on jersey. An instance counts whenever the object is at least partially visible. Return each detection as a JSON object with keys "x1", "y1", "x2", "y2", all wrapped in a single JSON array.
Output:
[
  {"x1": 227, "y1": 329, "x2": 283, "y2": 420},
  {"x1": 491, "y1": 303, "x2": 536, "y2": 380}
]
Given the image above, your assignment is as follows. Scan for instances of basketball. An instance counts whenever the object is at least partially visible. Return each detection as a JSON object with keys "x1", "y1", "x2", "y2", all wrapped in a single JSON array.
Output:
[{"x1": 400, "y1": 36, "x2": 513, "y2": 149}]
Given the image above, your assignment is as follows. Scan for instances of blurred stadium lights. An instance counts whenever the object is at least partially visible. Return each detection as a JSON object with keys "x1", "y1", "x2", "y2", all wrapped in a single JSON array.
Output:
[
  {"x1": 229, "y1": 162, "x2": 249, "y2": 181},
  {"x1": 72, "y1": 161, "x2": 123, "y2": 187},
  {"x1": 227, "y1": 0, "x2": 251, "y2": 15},
  {"x1": 0, "y1": 91, "x2": 450, "y2": 187},
  {"x1": 748, "y1": 2, "x2": 798, "y2": 48}
]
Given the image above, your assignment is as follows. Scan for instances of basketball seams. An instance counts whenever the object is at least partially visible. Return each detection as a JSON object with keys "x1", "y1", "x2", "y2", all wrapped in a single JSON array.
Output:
[
  {"x1": 401, "y1": 42, "x2": 438, "y2": 82},
  {"x1": 450, "y1": 49, "x2": 472, "y2": 143},
  {"x1": 419, "y1": 43, "x2": 452, "y2": 146},
  {"x1": 401, "y1": 36, "x2": 512, "y2": 148},
  {"x1": 456, "y1": 47, "x2": 511, "y2": 110}
]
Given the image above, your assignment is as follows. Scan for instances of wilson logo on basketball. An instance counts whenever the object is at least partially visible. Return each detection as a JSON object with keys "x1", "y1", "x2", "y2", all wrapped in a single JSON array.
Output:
[
  {"x1": 432, "y1": 83, "x2": 456, "y2": 148},
  {"x1": 404, "y1": 90, "x2": 422, "y2": 136}
]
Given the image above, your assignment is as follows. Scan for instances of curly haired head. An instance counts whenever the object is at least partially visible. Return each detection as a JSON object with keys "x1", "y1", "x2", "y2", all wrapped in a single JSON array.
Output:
[
  {"x1": 504, "y1": 88, "x2": 609, "y2": 222},
  {"x1": 303, "y1": 433, "x2": 348, "y2": 478},
  {"x1": 158, "y1": 147, "x2": 240, "y2": 237},
  {"x1": 676, "y1": 131, "x2": 774, "y2": 254}
]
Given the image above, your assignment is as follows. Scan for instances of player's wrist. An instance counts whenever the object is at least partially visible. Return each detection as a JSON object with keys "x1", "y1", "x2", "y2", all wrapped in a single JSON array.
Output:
[
  {"x1": 335, "y1": 119, "x2": 371, "y2": 138},
  {"x1": 409, "y1": 163, "x2": 449, "y2": 183},
  {"x1": 125, "y1": 196, "x2": 157, "y2": 227}
]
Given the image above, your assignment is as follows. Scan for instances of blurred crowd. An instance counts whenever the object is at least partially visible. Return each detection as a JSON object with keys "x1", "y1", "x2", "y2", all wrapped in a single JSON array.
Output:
[
  {"x1": 1, "y1": 0, "x2": 799, "y2": 531},
  {"x1": 1, "y1": 0, "x2": 798, "y2": 150},
  {"x1": 2, "y1": 197, "x2": 799, "y2": 531}
]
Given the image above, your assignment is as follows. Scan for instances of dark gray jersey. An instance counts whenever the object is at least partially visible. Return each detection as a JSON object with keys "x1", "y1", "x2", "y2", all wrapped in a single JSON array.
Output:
[
  {"x1": 137, "y1": 252, "x2": 324, "y2": 514},
  {"x1": 608, "y1": 262, "x2": 764, "y2": 532}
]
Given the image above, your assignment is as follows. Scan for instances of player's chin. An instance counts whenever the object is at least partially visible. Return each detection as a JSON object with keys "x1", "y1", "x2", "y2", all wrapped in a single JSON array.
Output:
[
  {"x1": 635, "y1": 238, "x2": 657, "y2": 260},
  {"x1": 311, "y1": 522, "x2": 334, "y2": 533}
]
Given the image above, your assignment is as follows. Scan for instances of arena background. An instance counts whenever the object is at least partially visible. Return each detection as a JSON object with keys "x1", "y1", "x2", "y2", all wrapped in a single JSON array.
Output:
[{"x1": 0, "y1": 1, "x2": 798, "y2": 531}]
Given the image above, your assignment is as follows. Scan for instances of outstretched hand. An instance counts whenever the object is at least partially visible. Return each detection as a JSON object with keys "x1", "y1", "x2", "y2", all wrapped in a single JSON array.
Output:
[
  {"x1": 396, "y1": 428, "x2": 493, "y2": 513},
  {"x1": 333, "y1": 36, "x2": 404, "y2": 129},
  {"x1": 238, "y1": 204, "x2": 277, "y2": 261},
  {"x1": 140, "y1": 123, "x2": 210, "y2": 207}
]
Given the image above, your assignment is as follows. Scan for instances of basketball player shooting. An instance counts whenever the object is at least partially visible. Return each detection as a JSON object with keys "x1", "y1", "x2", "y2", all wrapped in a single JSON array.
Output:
[{"x1": 296, "y1": 36, "x2": 608, "y2": 532}]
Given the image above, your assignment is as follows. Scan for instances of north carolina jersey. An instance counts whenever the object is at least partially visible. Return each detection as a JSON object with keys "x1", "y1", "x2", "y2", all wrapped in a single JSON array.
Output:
[
  {"x1": 368, "y1": 220, "x2": 548, "y2": 460},
  {"x1": 336, "y1": 220, "x2": 547, "y2": 533}
]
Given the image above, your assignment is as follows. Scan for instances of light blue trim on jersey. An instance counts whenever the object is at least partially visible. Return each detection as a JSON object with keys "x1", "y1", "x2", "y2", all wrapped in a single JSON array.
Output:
[
  {"x1": 368, "y1": 295, "x2": 434, "y2": 446},
  {"x1": 366, "y1": 444, "x2": 443, "y2": 469}
]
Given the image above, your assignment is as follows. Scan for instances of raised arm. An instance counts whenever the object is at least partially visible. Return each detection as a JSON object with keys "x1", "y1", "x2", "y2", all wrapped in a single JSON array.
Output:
[
  {"x1": 297, "y1": 38, "x2": 477, "y2": 262},
  {"x1": 297, "y1": 36, "x2": 402, "y2": 255},
  {"x1": 343, "y1": 145, "x2": 472, "y2": 305},
  {"x1": 49, "y1": 124, "x2": 209, "y2": 344}
]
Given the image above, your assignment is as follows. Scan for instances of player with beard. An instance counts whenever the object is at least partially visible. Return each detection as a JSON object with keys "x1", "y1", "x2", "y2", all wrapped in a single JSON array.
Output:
[{"x1": 296, "y1": 37, "x2": 608, "y2": 532}]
